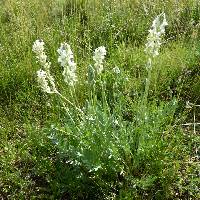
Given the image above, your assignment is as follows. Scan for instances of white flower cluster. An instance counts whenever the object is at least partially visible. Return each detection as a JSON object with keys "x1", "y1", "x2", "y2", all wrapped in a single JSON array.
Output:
[
  {"x1": 32, "y1": 40, "x2": 48, "y2": 68},
  {"x1": 37, "y1": 69, "x2": 51, "y2": 93},
  {"x1": 33, "y1": 40, "x2": 108, "y2": 93},
  {"x1": 145, "y1": 13, "x2": 168, "y2": 57},
  {"x1": 57, "y1": 43, "x2": 77, "y2": 86},
  {"x1": 33, "y1": 40, "x2": 57, "y2": 93},
  {"x1": 93, "y1": 46, "x2": 106, "y2": 74}
]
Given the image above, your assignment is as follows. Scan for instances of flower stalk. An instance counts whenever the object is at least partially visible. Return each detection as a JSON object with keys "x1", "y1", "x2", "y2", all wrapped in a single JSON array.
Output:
[{"x1": 143, "y1": 13, "x2": 168, "y2": 105}]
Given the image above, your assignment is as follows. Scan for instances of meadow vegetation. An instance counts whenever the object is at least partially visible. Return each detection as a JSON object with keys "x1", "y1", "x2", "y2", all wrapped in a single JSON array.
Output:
[{"x1": 0, "y1": 0, "x2": 199, "y2": 199}]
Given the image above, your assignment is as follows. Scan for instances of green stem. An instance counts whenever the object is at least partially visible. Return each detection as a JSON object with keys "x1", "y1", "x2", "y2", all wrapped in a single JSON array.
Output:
[
  {"x1": 142, "y1": 67, "x2": 152, "y2": 106},
  {"x1": 56, "y1": 91, "x2": 83, "y2": 114}
]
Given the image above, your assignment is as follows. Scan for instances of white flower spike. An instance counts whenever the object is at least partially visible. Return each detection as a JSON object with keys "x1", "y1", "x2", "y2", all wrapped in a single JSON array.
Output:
[
  {"x1": 33, "y1": 39, "x2": 57, "y2": 93},
  {"x1": 93, "y1": 46, "x2": 106, "y2": 74},
  {"x1": 32, "y1": 39, "x2": 48, "y2": 67},
  {"x1": 145, "y1": 13, "x2": 168, "y2": 57},
  {"x1": 57, "y1": 43, "x2": 77, "y2": 86}
]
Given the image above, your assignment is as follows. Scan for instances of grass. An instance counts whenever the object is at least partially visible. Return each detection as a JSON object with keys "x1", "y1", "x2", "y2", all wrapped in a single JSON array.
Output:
[{"x1": 0, "y1": 0, "x2": 199, "y2": 199}]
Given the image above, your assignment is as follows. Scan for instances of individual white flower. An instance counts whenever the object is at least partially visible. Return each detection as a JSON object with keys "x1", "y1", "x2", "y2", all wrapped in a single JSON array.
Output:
[
  {"x1": 57, "y1": 42, "x2": 77, "y2": 86},
  {"x1": 145, "y1": 13, "x2": 168, "y2": 57},
  {"x1": 113, "y1": 66, "x2": 120, "y2": 74},
  {"x1": 113, "y1": 119, "x2": 119, "y2": 126},
  {"x1": 93, "y1": 46, "x2": 106, "y2": 74}
]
